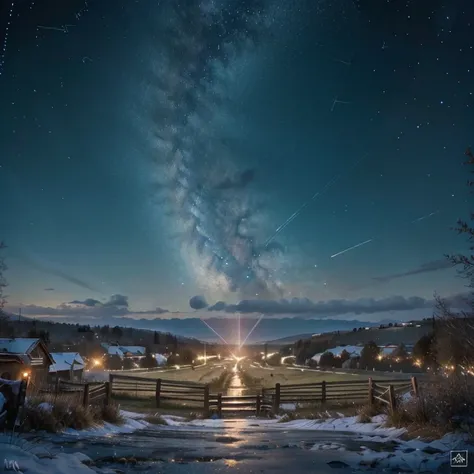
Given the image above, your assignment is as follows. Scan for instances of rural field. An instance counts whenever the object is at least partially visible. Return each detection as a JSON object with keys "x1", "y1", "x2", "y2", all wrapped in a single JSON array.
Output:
[
  {"x1": 240, "y1": 361, "x2": 412, "y2": 391},
  {"x1": 131, "y1": 362, "x2": 230, "y2": 385}
]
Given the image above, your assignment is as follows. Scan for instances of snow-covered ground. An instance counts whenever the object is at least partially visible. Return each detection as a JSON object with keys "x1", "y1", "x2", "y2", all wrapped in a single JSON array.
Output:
[
  {"x1": 159, "y1": 412, "x2": 471, "y2": 473},
  {"x1": 0, "y1": 440, "x2": 100, "y2": 474},
  {"x1": 0, "y1": 409, "x2": 471, "y2": 473}
]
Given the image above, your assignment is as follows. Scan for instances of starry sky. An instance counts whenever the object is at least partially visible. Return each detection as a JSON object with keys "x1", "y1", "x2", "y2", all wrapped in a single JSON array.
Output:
[{"x1": 0, "y1": 0, "x2": 472, "y2": 327}]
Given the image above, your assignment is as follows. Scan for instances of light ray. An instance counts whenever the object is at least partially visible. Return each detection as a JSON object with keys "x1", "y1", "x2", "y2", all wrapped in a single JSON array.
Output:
[
  {"x1": 199, "y1": 318, "x2": 230, "y2": 345},
  {"x1": 239, "y1": 314, "x2": 265, "y2": 349}
]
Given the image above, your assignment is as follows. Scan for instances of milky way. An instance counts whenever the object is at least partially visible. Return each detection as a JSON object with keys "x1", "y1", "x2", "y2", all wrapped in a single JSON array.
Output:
[{"x1": 142, "y1": 0, "x2": 286, "y2": 301}]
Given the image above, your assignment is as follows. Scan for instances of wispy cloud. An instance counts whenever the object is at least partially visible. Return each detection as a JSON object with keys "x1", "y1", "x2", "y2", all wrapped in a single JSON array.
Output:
[
  {"x1": 44, "y1": 288, "x2": 55, "y2": 291},
  {"x1": 373, "y1": 259, "x2": 454, "y2": 283},
  {"x1": 6, "y1": 294, "x2": 169, "y2": 319},
  {"x1": 15, "y1": 252, "x2": 100, "y2": 293}
]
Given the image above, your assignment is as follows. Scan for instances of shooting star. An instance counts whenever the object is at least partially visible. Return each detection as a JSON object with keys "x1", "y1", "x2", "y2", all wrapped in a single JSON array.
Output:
[
  {"x1": 37, "y1": 24, "x2": 74, "y2": 33},
  {"x1": 82, "y1": 56, "x2": 92, "y2": 63},
  {"x1": 330, "y1": 239, "x2": 373, "y2": 258},
  {"x1": 331, "y1": 96, "x2": 351, "y2": 112},
  {"x1": 330, "y1": 208, "x2": 441, "y2": 259},
  {"x1": 239, "y1": 314, "x2": 265, "y2": 349},
  {"x1": 264, "y1": 156, "x2": 367, "y2": 247},
  {"x1": 333, "y1": 58, "x2": 351, "y2": 66},
  {"x1": 411, "y1": 210, "x2": 440, "y2": 223}
]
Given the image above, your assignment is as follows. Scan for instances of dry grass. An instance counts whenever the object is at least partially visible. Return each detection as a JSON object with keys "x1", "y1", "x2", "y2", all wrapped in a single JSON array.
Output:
[
  {"x1": 356, "y1": 403, "x2": 381, "y2": 423},
  {"x1": 142, "y1": 414, "x2": 168, "y2": 425},
  {"x1": 385, "y1": 375, "x2": 474, "y2": 438},
  {"x1": 208, "y1": 370, "x2": 231, "y2": 392},
  {"x1": 134, "y1": 364, "x2": 228, "y2": 385},
  {"x1": 23, "y1": 393, "x2": 123, "y2": 433},
  {"x1": 241, "y1": 363, "x2": 393, "y2": 389}
]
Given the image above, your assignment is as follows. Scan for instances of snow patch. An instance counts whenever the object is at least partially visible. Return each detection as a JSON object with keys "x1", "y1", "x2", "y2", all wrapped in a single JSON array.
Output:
[{"x1": 0, "y1": 444, "x2": 97, "y2": 474}]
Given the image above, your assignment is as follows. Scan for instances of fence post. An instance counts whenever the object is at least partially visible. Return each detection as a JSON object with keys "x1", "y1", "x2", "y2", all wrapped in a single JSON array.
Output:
[
  {"x1": 55, "y1": 377, "x2": 61, "y2": 394},
  {"x1": 368, "y1": 377, "x2": 374, "y2": 405},
  {"x1": 273, "y1": 383, "x2": 281, "y2": 413},
  {"x1": 217, "y1": 393, "x2": 222, "y2": 417},
  {"x1": 388, "y1": 384, "x2": 396, "y2": 412},
  {"x1": 256, "y1": 394, "x2": 261, "y2": 416},
  {"x1": 321, "y1": 381, "x2": 326, "y2": 404},
  {"x1": 109, "y1": 373, "x2": 114, "y2": 390},
  {"x1": 203, "y1": 384, "x2": 210, "y2": 416},
  {"x1": 410, "y1": 376, "x2": 419, "y2": 397},
  {"x1": 155, "y1": 379, "x2": 162, "y2": 408},
  {"x1": 83, "y1": 383, "x2": 90, "y2": 408},
  {"x1": 104, "y1": 382, "x2": 111, "y2": 406}
]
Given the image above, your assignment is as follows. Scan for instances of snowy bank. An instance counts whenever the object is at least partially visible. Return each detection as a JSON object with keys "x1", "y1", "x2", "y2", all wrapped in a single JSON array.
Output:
[
  {"x1": 58, "y1": 410, "x2": 150, "y2": 438},
  {"x1": 0, "y1": 442, "x2": 98, "y2": 474},
  {"x1": 161, "y1": 412, "x2": 406, "y2": 438}
]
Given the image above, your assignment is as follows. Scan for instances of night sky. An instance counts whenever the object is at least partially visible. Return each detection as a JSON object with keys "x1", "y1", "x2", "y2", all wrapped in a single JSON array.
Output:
[{"x1": 0, "y1": 0, "x2": 473, "y2": 326}]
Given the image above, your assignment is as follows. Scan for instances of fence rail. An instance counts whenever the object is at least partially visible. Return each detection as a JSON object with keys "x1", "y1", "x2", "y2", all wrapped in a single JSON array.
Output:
[
  {"x1": 262, "y1": 377, "x2": 419, "y2": 413},
  {"x1": 109, "y1": 373, "x2": 420, "y2": 416},
  {"x1": 109, "y1": 374, "x2": 210, "y2": 410},
  {"x1": 39, "y1": 379, "x2": 111, "y2": 408},
  {"x1": 209, "y1": 393, "x2": 263, "y2": 417}
]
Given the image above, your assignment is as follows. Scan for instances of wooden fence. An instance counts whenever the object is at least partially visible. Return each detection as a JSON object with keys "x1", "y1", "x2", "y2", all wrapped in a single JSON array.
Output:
[
  {"x1": 109, "y1": 374, "x2": 210, "y2": 410},
  {"x1": 108, "y1": 374, "x2": 419, "y2": 416},
  {"x1": 209, "y1": 394, "x2": 263, "y2": 417},
  {"x1": 40, "y1": 379, "x2": 111, "y2": 408},
  {"x1": 262, "y1": 377, "x2": 419, "y2": 413}
]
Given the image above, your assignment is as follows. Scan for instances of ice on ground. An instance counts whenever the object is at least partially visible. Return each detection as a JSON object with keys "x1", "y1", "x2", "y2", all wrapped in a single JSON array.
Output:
[
  {"x1": 310, "y1": 442, "x2": 347, "y2": 451},
  {"x1": 280, "y1": 403, "x2": 297, "y2": 411},
  {"x1": 0, "y1": 444, "x2": 98, "y2": 474},
  {"x1": 56, "y1": 410, "x2": 150, "y2": 438}
]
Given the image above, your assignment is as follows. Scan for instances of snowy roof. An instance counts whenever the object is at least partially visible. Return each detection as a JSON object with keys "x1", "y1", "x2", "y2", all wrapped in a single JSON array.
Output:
[
  {"x1": 120, "y1": 346, "x2": 145, "y2": 355},
  {"x1": 155, "y1": 354, "x2": 167, "y2": 365},
  {"x1": 49, "y1": 352, "x2": 85, "y2": 373},
  {"x1": 107, "y1": 346, "x2": 146, "y2": 358},
  {"x1": 0, "y1": 338, "x2": 40, "y2": 355},
  {"x1": 381, "y1": 345, "x2": 398, "y2": 356},
  {"x1": 311, "y1": 345, "x2": 363, "y2": 363}
]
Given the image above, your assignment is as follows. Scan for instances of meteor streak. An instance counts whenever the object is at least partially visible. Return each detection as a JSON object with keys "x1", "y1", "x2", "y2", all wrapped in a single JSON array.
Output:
[
  {"x1": 330, "y1": 209, "x2": 441, "y2": 259},
  {"x1": 264, "y1": 157, "x2": 366, "y2": 247},
  {"x1": 330, "y1": 239, "x2": 373, "y2": 258},
  {"x1": 411, "y1": 210, "x2": 439, "y2": 223},
  {"x1": 239, "y1": 314, "x2": 265, "y2": 349}
]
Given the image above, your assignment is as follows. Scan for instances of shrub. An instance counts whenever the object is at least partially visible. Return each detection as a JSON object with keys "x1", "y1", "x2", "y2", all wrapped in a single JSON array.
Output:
[
  {"x1": 100, "y1": 402, "x2": 124, "y2": 424},
  {"x1": 387, "y1": 374, "x2": 474, "y2": 434},
  {"x1": 23, "y1": 393, "x2": 123, "y2": 433},
  {"x1": 143, "y1": 414, "x2": 168, "y2": 425},
  {"x1": 356, "y1": 403, "x2": 380, "y2": 423}
]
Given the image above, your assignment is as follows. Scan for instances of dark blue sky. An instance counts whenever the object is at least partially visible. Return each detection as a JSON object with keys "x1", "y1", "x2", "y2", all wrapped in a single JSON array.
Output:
[{"x1": 0, "y1": 0, "x2": 472, "y2": 325}]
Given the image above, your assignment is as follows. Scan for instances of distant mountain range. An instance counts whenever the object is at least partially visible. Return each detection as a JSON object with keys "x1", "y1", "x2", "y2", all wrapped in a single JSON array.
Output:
[{"x1": 22, "y1": 315, "x2": 395, "y2": 343}]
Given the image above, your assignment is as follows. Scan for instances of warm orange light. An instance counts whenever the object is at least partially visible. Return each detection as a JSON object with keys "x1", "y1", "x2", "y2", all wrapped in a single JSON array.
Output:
[{"x1": 22, "y1": 372, "x2": 29, "y2": 378}]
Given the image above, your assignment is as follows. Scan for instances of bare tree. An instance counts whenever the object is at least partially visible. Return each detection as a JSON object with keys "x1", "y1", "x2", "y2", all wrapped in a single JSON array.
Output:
[
  {"x1": 0, "y1": 242, "x2": 11, "y2": 335},
  {"x1": 435, "y1": 148, "x2": 474, "y2": 369}
]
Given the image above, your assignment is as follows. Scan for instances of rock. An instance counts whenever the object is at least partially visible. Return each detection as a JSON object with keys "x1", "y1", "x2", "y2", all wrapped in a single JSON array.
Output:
[
  {"x1": 422, "y1": 446, "x2": 443, "y2": 454},
  {"x1": 327, "y1": 460, "x2": 350, "y2": 468}
]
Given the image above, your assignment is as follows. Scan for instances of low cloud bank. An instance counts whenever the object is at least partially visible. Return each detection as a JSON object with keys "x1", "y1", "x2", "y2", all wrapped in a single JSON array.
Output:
[{"x1": 7, "y1": 291, "x2": 470, "y2": 321}]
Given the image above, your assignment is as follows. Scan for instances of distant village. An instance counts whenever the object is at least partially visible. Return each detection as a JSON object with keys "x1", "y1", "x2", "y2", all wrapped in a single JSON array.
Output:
[
  {"x1": 0, "y1": 314, "x2": 214, "y2": 386},
  {"x1": 0, "y1": 309, "x2": 470, "y2": 388}
]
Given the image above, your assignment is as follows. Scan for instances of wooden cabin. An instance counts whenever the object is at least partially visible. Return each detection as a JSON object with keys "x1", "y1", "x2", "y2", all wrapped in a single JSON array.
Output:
[{"x1": 0, "y1": 338, "x2": 54, "y2": 385}]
